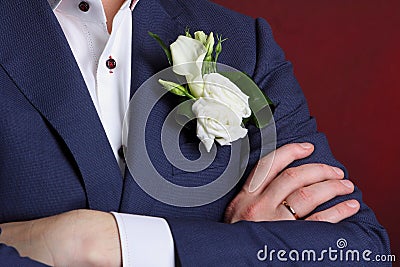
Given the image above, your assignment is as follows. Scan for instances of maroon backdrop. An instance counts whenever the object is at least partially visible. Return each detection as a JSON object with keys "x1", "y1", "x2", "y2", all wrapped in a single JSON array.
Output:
[{"x1": 213, "y1": 0, "x2": 400, "y2": 259}]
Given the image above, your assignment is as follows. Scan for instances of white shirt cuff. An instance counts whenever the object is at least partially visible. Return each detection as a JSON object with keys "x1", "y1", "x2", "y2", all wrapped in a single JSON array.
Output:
[{"x1": 111, "y1": 212, "x2": 175, "y2": 267}]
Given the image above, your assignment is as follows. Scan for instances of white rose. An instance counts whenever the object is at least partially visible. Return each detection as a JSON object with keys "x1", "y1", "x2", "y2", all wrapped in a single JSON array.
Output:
[
  {"x1": 170, "y1": 35, "x2": 206, "y2": 84},
  {"x1": 192, "y1": 97, "x2": 248, "y2": 152},
  {"x1": 195, "y1": 73, "x2": 251, "y2": 119}
]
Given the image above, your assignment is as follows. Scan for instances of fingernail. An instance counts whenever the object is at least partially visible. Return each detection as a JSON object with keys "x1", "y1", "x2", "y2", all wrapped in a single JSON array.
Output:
[
  {"x1": 299, "y1": 143, "x2": 313, "y2": 149},
  {"x1": 346, "y1": 200, "x2": 359, "y2": 208},
  {"x1": 332, "y1": 167, "x2": 344, "y2": 176},
  {"x1": 340, "y1": 180, "x2": 353, "y2": 188}
]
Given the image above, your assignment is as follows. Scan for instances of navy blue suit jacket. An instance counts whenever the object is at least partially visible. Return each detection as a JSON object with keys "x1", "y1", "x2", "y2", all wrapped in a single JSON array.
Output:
[{"x1": 0, "y1": 0, "x2": 390, "y2": 266}]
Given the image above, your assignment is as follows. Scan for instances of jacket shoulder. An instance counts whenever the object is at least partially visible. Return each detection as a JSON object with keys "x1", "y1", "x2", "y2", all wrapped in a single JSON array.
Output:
[
  {"x1": 161, "y1": 0, "x2": 258, "y2": 74},
  {"x1": 161, "y1": 0, "x2": 255, "y2": 33}
]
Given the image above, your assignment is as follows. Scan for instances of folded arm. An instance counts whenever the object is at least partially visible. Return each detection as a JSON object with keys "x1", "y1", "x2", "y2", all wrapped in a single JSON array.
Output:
[
  {"x1": 0, "y1": 16, "x2": 390, "y2": 267},
  {"x1": 166, "y1": 18, "x2": 390, "y2": 266}
]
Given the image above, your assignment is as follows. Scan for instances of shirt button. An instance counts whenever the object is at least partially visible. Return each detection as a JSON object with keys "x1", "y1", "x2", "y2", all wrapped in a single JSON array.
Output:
[
  {"x1": 106, "y1": 58, "x2": 117, "y2": 70},
  {"x1": 78, "y1": 1, "x2": 90, "y2": 12}
]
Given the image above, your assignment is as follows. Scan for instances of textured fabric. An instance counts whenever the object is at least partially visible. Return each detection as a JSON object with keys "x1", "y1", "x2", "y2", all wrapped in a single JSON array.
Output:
[
  {"x1": 0, "y1": 0, "x2": 123, "y2": 215},
  {"x1": 214, "y1": 0, "x2": 400, "y2": 255},
  {"x1": 54, "y1": 1, "x2": 174, "y2": 266},
  {"x1": 0, "y1": 0, "x2": 390, "y2": 266}
]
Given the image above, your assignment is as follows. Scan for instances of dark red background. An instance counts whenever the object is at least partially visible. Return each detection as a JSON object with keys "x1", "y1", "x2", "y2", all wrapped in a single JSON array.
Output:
[{"x1": 213, "y1": 0, "x2": 400, "y2": 259}]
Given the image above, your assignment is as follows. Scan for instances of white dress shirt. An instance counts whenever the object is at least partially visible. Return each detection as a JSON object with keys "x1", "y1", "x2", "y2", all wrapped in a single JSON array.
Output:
[{"x1": 53, "y1": 1, "x2": 174, "y2": 266}]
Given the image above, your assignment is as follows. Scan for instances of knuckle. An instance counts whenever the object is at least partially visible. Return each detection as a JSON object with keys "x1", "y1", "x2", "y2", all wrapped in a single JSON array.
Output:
[
  {"x1": 316, "y1": 163, "x2": 331, "y2": 174},
  {"x1": 243, "y1": 203, "x2": 258, "y2": 220},
  {"x1": 330, "y1": 180, "x2": 344, "y2": 192},
  {"x1": 282, "y1": 168, "x2": 302, "y2": 187},
  {"x1": 283, "y1": 168, "x2": 298, "y2": 180},
  {"x1": 298, "y1": 187, "x2": 312, "y2": 202},
  {"x1": 242, "y1": 200, "x2": 268, "y2": 221},
  {"x1": 334, "y1": 205, "x2": 346, "y2": 217},
  {"x1": 225, "y1": 200, "x2": 237, "y2": 217},
  {"x1": 224, "y1": 194, "x2": 247, "y2": 222},
  {"x1": 320, "y1": 163, "x2": 330, "y2": 170}
]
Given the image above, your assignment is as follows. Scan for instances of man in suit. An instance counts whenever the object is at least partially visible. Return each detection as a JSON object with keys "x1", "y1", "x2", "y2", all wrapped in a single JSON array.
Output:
[{"x1": 0, "y1": 0, "x2": 390, "y2": 266}]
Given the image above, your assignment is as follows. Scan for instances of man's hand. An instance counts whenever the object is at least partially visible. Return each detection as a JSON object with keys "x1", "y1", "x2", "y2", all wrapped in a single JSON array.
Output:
[
  {"x1": 0, "y1": 210, "x2": 121, "y2": 267},
  {"x1": 225, "y1": 143, "x2": 360, "y2": 223}
]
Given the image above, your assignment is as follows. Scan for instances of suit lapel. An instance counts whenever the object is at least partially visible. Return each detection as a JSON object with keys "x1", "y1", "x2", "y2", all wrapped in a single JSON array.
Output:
[
  {"x1": 0, "y1": 0, "x2": 122, "y2": 211},
  {"x1": 130, "y1": 0, "x2": 185, "y2": 94},
  {"x1": 120, "y1": 0, "x2": 187, "y2": 212}
]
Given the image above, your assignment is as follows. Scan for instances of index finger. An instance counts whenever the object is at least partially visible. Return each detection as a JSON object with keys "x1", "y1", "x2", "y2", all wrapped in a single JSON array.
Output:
[{"x1": 247, "y1": 142, "x2": 315, "y2": 193}]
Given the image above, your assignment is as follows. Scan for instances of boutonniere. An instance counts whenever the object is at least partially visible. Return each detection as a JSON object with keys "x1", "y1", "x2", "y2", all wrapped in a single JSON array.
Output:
[{"x1": 149, "y1": 29, "x2": 275, "y2": 152}]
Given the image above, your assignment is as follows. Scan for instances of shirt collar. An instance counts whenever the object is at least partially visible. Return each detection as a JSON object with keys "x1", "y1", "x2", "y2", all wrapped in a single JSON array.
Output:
[{"x1": 48, "y1": 0, "x2": 139, "y2": 12}]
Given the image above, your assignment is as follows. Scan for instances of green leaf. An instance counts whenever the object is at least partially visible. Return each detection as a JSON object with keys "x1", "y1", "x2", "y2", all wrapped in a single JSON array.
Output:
[
  {"x1": 158, "y1": 79, "x2": 195, "y2": 99},
  {"x1": 219, "y1": 71, "x2": 275, "y2": 128},
  {"x1": 148, "y1": 32, "x2": 172, "y2": 65}
]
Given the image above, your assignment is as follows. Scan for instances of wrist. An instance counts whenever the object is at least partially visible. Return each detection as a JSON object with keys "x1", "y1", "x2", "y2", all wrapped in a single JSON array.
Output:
[
  {"x1": 78, "y1": 211, "x2": 122, "y2": 267},
  {"x1": 0, "y1": 221, "x2": 31, "y2": 245},
  {"x1": 0, "y1": 219, "x2": 54, "y2": 265}
]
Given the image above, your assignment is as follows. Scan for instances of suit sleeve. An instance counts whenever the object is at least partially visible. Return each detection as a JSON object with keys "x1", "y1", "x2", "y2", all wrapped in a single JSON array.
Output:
[
  {"x1": 0, "y1": 229, "x2": 49, "y2": 266},
  {"x1": 166, "y1": 18, "x2": 391, "y2": 266}
]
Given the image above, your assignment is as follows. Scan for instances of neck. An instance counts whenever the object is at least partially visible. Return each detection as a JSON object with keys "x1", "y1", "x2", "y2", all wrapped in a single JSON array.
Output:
[{"x1": 102, "y1": 0, "x2": 126, "y2": 34}]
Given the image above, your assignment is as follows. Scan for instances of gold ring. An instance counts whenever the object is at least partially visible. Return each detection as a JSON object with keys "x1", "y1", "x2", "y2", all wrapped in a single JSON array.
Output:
[{"x1": 282, "y1": 200, "x2": 300, "y2": 220}]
